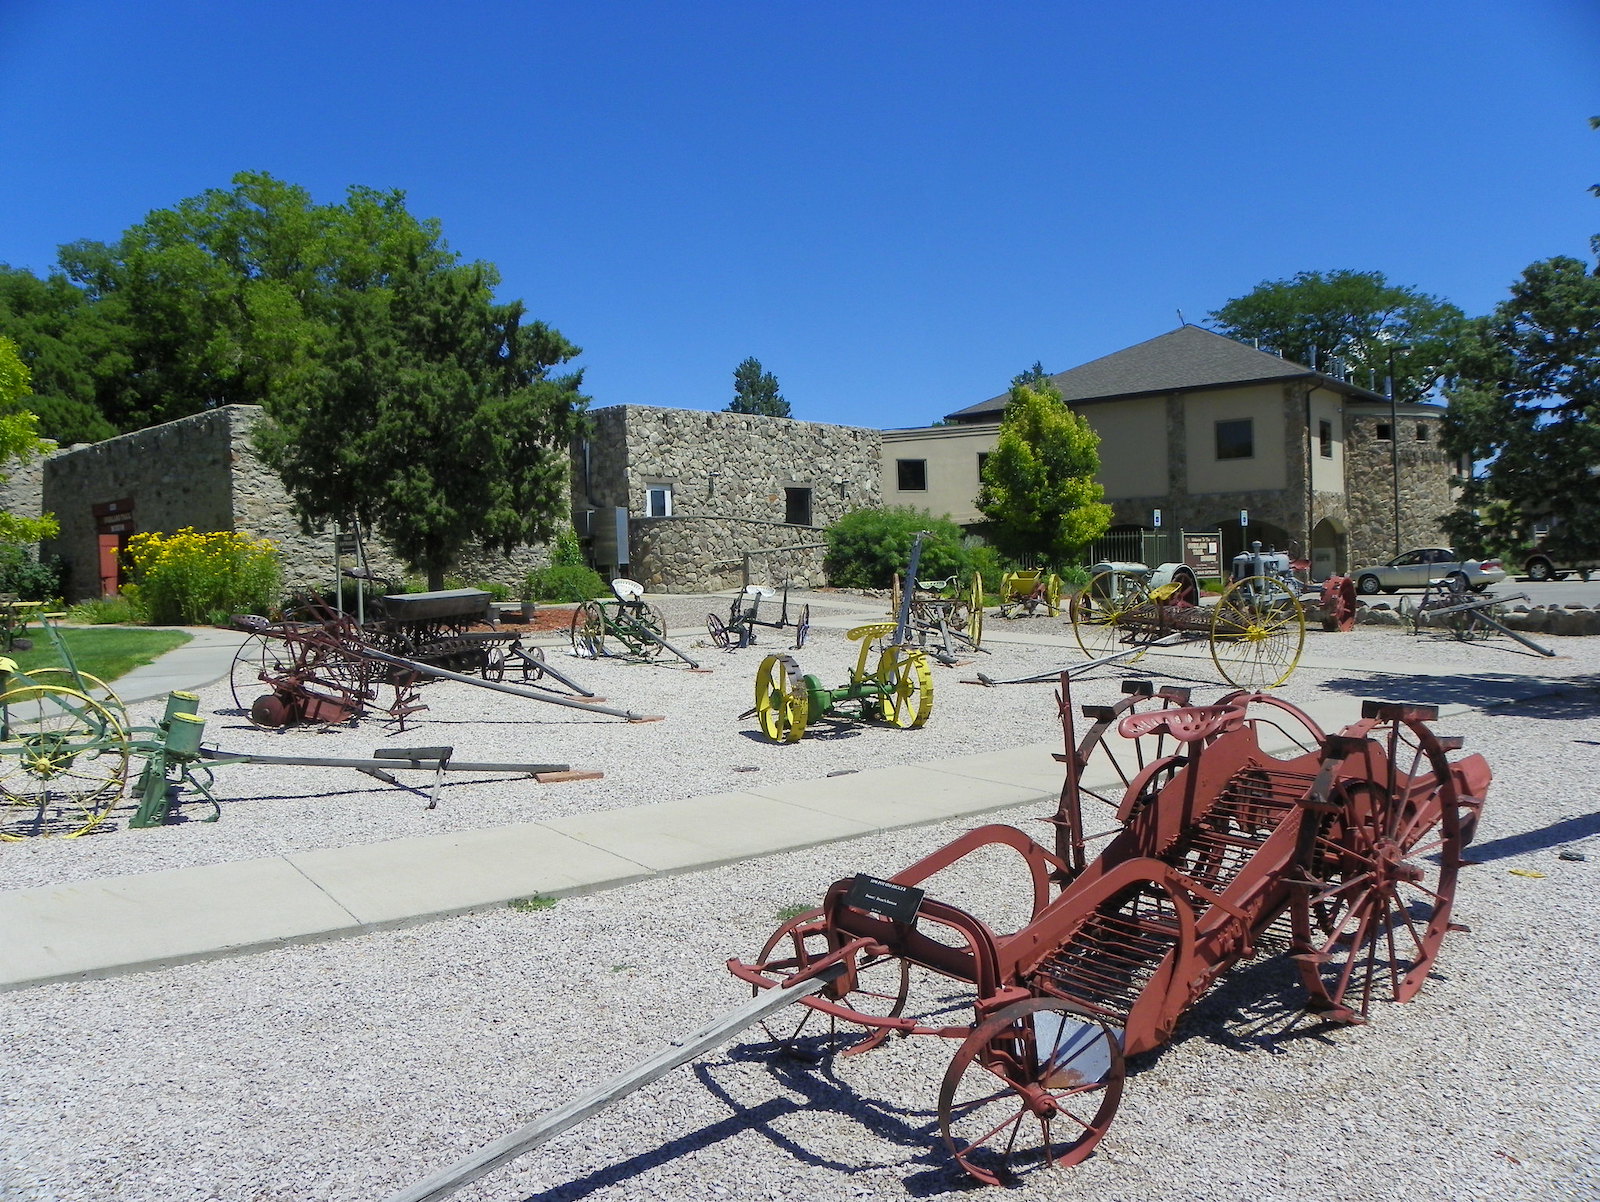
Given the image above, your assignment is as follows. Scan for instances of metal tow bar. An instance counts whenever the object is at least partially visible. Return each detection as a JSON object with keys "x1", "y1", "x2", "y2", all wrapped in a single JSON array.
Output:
[
  {"x1": 359, "y1": 647, "x2": 664, "y2": 722},
  {"x1": 384, "y1": 964, "x2": 844, "y2": 1202},
  {"x1": 966, "y1": 634, "x2": 1185, "y2": 686}
]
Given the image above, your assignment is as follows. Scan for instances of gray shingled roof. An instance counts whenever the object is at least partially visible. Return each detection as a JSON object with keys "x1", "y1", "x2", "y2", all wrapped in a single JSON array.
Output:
[{"x1": 946, "y1": 325, "x2": 1383, "y2": 421}]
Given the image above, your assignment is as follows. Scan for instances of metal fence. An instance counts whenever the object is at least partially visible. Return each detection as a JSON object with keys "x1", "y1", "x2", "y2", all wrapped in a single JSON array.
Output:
[{"x1": 1086, "y1": 529, "x2": 1182, "y2": 566}]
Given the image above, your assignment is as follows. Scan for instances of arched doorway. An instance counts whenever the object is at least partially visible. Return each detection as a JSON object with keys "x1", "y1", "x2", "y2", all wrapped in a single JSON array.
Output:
[{"x1": 1310, "y1": 517, "x2": 1348, "y2": 581}]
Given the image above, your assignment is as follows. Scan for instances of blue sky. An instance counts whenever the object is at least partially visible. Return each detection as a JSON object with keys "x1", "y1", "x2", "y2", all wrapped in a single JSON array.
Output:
[{"x1": 2, "y1": 2, "x2": 1596, "y2": 430}]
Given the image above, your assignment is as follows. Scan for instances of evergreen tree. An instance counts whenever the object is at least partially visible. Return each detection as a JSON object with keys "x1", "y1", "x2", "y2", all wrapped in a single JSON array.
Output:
[{"x1": 727, "y1": 356, "x2": 789, "y2": 416}]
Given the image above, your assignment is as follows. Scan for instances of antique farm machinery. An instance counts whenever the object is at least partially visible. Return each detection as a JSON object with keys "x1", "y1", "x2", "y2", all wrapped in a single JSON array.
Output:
[
  {"x1": 385, "y1": 677, "x2": 1490, "y2": 1199},
  {"x1": 1409, "y1": 578, "x2": 1556, "y2": 656},
  {"x1": 889, "y1": 571, "x2": 985, "y2": 662},
  {"x1": 1069, "y1": 554, "x2": 1310, "y2": 690},
  {"x1": 753, "y1": 623, "x2": 933, "y2": 743},
  {"x1": 729, "y1": 679, "x2": 1491, "y2": 1183},
  {"x1": 996, "y1": 567, "x2": 1062, "y2": 618},
  {"x1": 230, "y1": 611, "x2": 659, "y2": 729},
  {"x1": 0, "y1": 619, "x2": 591, "y2": 841},
  {"x1": 572, "y1": 579, "x2": 701, "y2": 668},
  {"x1": 706, "y1": 583, "x2": 810, "y2": 651}
]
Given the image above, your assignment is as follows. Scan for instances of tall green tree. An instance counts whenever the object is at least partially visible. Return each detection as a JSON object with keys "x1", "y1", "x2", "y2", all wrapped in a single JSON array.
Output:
[
  {"x1": 1441, "y1": 257, "x2": 1600, "y2": 560},
  {"x1": 976, "y1": 379, "x2": 1111, "y2": 566},
  {"x1": 252, "y1": 262, "x2": 588, "y2": 589},
  {"x1": 727, "y1": 356, "x2": 789, "y2": 416},
  {"x1": 1441, "y1": 118, "x2": 1600, "y2": 561},
  {"x1": 1208, "y1": 269, "x2": 1465, "y2": 403},
  {"x1": 0, "y1": 336, "x2": 60, "y2": 543},
  {"x1": 0, "y1": 265, "x2": 118, "y2": 444}
]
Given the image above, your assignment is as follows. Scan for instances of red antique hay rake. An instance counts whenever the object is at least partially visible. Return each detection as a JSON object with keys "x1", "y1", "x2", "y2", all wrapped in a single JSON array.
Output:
[
  {"x1": 388, "y1": 680, "x2": 1490, "y2": 1199},
  {"x1": 728, "y1": 681, "x2": 1490, "y2": 1182}
]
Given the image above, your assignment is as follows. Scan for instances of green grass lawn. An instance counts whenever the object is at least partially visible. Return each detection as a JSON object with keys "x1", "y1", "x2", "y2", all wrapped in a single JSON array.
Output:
[{"x1": 3, "y1": 627, "x2": 192, "y2": 684}]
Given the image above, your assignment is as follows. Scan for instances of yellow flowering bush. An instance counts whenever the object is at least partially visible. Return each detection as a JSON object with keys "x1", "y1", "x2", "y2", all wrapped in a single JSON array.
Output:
[{"x1": 124, "y1": 528, "x2": 282, "y2": 625}]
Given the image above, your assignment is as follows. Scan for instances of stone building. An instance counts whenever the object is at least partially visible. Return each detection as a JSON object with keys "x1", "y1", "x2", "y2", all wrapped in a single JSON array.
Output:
[
  {"x1": 883, "y1": 326, "x2": 1460, "y2": 577},
  {"x1": 574, "y1": 405, "x2": 881, "y2": 592},
  {"x1": 35, "y1": 405, "x2": 548, "y2": 602}
]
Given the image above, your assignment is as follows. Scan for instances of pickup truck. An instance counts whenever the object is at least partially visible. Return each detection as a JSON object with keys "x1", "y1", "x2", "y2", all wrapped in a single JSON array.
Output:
[{"x1": 1521, "y1": 550, "x2": 1596, "y2": 582}]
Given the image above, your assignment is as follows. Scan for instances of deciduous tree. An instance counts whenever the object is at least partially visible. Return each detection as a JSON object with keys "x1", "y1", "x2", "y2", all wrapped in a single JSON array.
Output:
[
  {"x1": 0, "y1": 335, "x2": 60, "y2": 543},
  {"x1": 1441, "y1": 120, "x2": 1600, "y2": 562},
  {"x1": 1208, "y1": 270, "x2": 1465, "y2": 403},
  {"x1": 976, "y1": 379, "x2": 1110, "y2": 566}
]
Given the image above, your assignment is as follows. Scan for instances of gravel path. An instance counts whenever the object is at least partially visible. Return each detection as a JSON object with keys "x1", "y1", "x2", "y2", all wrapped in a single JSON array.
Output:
[{"x1": 2, "y1": 594, "x2": 1597, "y2": 1201}]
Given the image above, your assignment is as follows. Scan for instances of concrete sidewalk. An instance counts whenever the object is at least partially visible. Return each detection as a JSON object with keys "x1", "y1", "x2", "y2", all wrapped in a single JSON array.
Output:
[{"x1": 0, "y1": 613, "x2": 1562, "y2": 992}]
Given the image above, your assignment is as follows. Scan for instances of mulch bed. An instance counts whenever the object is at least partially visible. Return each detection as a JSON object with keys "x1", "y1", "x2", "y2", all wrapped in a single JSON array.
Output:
[{"x1": 492, "y1": 606, "x2": 577, "y2": 636}]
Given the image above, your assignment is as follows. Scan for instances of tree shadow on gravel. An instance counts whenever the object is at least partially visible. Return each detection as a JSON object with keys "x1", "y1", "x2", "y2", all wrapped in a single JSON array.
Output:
[
  {"x1": 1311, "y1": 671, "x2": 1600, "y2": 715},
  {"x1": 1462, "y1": 811, "x2": 1600, "y2": 862}
]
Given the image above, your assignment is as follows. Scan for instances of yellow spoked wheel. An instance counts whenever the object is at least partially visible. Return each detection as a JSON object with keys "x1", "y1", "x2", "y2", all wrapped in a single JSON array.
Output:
[
  {"x1": 876, "y1": 646, "x2": 933, "y2": 729},
  {"x1": 1210, "y1": 576, "x2": 1305, "y2": 690},
  {"x1": 0, "y1": 683, "x2": 132, "y2": 840},
  {"x1": 20, "y1": 668, "x2": 129, "y2": 729},
  {"x1": 1045, "y1": 572, "x2": 1062, "y2": 617},
  {"x1": 966, "y1": 574, "x2": 984, "y2": 648},
  {"x1": 1069, "y1": 581, "x2": 1153, "y2": 662},
  {"x1": 755, "y1": 653, "x2": 808, "y2": 743}
]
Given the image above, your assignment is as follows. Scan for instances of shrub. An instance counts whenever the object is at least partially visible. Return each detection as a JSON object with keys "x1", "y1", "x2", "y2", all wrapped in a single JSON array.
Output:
[
  {"x1": 824, "y1": 507, "x2": 982, "y2": 589},
  {"x1": 0, "y1": 544, "x2": 64, "y2": 602},
  {"x1": 66, "y1": 594, "x2": 141, "y2": 625},
  {"x1": 550, "y1": 525, "x2": 586, "y2": 568},
  {"x1": 123, "y1": 528, "x2": 282, "y2": 625},
  {"x1": 522, "y1": 563, "x2": 605, "y2": 603}
]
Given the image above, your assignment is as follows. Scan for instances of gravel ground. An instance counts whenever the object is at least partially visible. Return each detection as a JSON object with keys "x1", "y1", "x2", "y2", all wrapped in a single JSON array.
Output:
[{"x1": 2, "y1": 590, "x2": 1597, "y2": 1201}]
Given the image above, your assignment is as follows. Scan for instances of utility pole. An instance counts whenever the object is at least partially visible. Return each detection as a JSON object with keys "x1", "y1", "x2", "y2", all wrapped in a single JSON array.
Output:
[{"x1": 1387, "y1": 348, "x2": 1401, "y2": 556}]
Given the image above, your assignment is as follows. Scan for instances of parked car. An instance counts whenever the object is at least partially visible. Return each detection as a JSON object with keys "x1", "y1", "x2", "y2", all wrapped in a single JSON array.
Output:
[{"x1": 1351, "y1": 548, "x2": 1507, "y2": 595}]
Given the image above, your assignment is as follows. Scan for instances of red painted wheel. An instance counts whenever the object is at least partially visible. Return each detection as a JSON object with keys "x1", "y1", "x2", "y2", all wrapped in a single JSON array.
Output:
[
  {"x1": 746, "y1": 908, "x2": 910, "y2": 1057},
  {"x1": 939, "y1": 998, "x2": 1124, "y2": 1185},
  {"x1": 1290, "y1": 713, "x2": 1465, "y2": 1022}
]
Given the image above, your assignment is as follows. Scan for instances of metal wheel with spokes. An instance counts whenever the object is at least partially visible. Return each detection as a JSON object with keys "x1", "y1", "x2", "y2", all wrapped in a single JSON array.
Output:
[
  {"x1": 570, "y1": 600, "x2": 606, "y2": 658},
  {"x1": 1069, "y1": 581, "x2": 1153, "y2": 662},
  {"x1": 1290, "y1": 714, "x2": 1465, "y2": 1023},
  {"x1": 1069, "y1": 684, "x2": 1195, "y2": 818},
  {"x1": 707, "y1": 613, "x2": 731, "y2": 650},
  {"x1": 939, "y1": 998, "x2": 1125, "y2": 1186},
  {"x1": 748, "y1": 908, "x2": 911, "y2": 1057},
  {"x1": 966, "y1": 574, "x2": 985, "y2": 648},
  {"x1": 0, "y1": 684, "x2": 132, "y2": 840},
  {"x1": 876, "y1": 646, "x2": 933, "y2": 729},
  {"x1": 792, "y1": 604, "x2": 810, "y2": 650},
  {"x1": 754, "y1": 654, "x2": 808, "y2": 743},
  {"x1": 633, "y1": 604, "x2": 668, "y2": 660},
  {"x1": 1044, "y1": 572, "x2": 1062, "y2": 616},
  {"x1": 1209, "y1": 576, "x2": 1304, "y2": 690}
]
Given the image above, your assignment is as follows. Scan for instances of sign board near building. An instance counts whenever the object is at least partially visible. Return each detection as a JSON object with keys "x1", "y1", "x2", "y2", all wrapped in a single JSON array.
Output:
[{"x1": 1183, "y1": 532, "x2": 1222, "y2": 578}]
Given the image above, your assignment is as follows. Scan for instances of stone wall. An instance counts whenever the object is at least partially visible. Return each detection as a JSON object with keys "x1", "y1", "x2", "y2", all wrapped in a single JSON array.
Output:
[
  {"x1": 577, "y1": 405, "x2": 880, "y2": 590},
  {"x1": 1343, "y1": 409, "x2": 1454, "y2": 565},
  {"x1": 630, "y1": 516, "x2": 828, "y2": 592}
]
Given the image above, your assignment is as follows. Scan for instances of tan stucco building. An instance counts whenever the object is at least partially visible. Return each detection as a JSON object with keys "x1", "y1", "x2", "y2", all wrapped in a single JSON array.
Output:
[{"x1": 883, "y1": 326, "x2": 1456, "y2": 577}]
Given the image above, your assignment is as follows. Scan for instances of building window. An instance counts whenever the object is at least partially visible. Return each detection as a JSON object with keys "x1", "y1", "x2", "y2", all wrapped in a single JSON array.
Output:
[
  {"x1": 785, "y1": 487, "x2": 812, "y2": 526},
  {"x1": 1416, "y1": 423, "x2": 1430, "y2": 441},
  {"x1": 1375, "y1": 423, "x2": 1393, "y2": 441},
  {"x1": 896, "y1": 458, "x2": 927, "y2": 491},
  {"x1": 645, "y1": 484, "x2": 673, "y2": 518},
  {"x1": 977, "y1": 451, "x2": 989, "y2": 481},
  {"x1": 1318, "y1": 420, "x2": 1333, "y2": 458},
  {"x1": 1215, "y1": 418, "x2": 1254, "y2": 461}
]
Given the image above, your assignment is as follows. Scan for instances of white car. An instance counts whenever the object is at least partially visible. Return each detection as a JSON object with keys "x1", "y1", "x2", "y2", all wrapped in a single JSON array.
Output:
[{"x1": 1352, "y1": 548, "x2": 1507, "y2": 595}]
